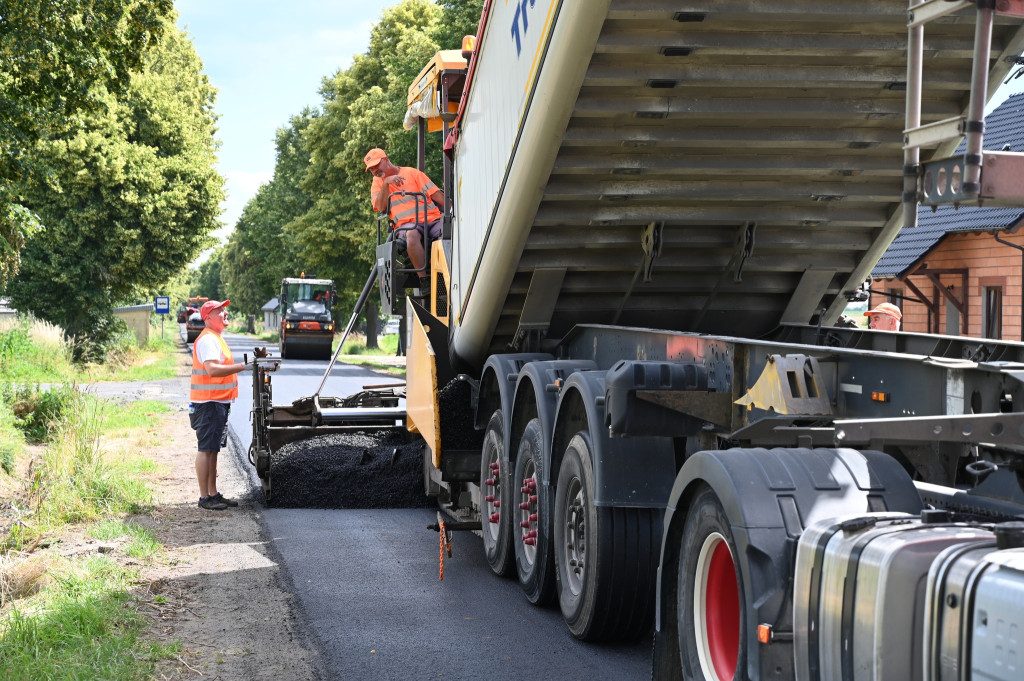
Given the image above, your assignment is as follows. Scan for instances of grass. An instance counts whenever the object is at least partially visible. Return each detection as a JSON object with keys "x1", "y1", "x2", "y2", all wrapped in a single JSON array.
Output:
[
  {"x1": 0, "y1": 556, "x2": 175, "y2": 680},
  {"x1": 0, "y1": 402, "x2": 24, "y2": 476},
  {"x1": 89, "y1": 520, "x2": 161, "y2": 559},
  {"x1": 0, "y1": 317, "x2": 75, "y2": 383},
  {"x1": 1, "y1": 316, "x2": 181, "y2": 680}
]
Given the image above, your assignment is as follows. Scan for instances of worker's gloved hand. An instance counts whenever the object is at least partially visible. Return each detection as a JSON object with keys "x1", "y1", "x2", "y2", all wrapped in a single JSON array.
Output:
[{"x1": 253, "y1": 346, "x2": 268, "y2": 359}]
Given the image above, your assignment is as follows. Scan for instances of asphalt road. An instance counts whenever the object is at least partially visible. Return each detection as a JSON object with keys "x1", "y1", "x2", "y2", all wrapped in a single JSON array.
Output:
[{"x1": 193, "y1": 331, "x2": 655, "y2": 680}]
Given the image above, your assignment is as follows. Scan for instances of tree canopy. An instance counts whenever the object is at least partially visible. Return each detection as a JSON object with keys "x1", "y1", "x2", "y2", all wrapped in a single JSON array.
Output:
[
  {"x1": 0, "y1": 0, "x2": 174, "y2": 289},
  {"x1": 218, "y1": 0, "x2": 482, "y2": 340},
  {"x1": 6, "y1": 16, "x2": 224, "y2": 353}
]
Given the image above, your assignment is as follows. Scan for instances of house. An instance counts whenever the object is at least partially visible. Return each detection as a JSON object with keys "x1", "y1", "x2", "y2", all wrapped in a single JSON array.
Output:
[
  {"x1": 869, "y1": 94, "x2": 1024, "y2": 340},
  {"x1": 0, "y1": 297, "x2": 15, "y2": 324},
  {"x1": 261, "y1": 297, "x2": 280, "y2": 333}
]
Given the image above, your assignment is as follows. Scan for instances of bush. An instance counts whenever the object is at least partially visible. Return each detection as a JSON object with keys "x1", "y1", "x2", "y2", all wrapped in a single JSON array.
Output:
[{"x1": 1, "y1": 384, "x2": 80, "y2": 444}]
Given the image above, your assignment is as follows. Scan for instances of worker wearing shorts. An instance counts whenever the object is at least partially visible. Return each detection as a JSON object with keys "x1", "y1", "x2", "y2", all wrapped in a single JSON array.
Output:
[
  {"x1": 190, "y1": 300, "x2": 246, "y2": 510},
  {"x1": 365, "y1": 148, "x2": 446, "y2": 292}
]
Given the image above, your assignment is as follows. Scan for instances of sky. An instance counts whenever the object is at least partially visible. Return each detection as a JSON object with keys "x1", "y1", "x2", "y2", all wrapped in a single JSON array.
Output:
[{"x1": 174, "y1": 0, "x2": 398, "y2": 244}]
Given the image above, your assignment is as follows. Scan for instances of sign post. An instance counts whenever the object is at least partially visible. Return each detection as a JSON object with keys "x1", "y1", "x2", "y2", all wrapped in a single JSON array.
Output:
[{"x1": 154, "y1": 296, "x2": 170, "y2": 339}]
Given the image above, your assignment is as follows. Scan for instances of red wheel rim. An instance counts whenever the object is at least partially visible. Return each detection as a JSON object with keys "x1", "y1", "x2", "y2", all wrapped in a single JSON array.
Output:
[{"x1": 695, "y1": 533, "x2": 739, "y2": 681}]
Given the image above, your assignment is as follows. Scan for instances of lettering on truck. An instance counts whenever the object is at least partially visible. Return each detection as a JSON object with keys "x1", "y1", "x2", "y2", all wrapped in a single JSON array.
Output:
[{"x1": 510, "y1": 0, "x2": 537, "y2": 56}]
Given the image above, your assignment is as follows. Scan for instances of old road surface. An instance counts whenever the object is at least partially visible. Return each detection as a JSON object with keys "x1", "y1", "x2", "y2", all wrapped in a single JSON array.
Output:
[{"x1": 179, "y1": 331, "x2": 653, "y2": 680}]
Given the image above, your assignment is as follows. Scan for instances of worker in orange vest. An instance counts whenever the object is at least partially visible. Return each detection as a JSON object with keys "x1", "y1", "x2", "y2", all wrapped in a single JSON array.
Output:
[
  {"x1": 190, "y1": 300, "x2": 246, "y2": 510},
  {"x1": 365, "y1": 148, "x2": 445, "y2": 293}
]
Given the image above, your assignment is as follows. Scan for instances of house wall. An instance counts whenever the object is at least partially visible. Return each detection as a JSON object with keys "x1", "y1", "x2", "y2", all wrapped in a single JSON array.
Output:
[{"x1": 870, "y1": 231, "x2": 1024, "y2": 341}]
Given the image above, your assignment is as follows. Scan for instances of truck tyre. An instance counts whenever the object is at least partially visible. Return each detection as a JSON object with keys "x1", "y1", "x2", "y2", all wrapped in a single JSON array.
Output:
[
  {"x1": 480, "y1": 410, "x2": 514, "y2": 577},
  {"x1": 513, "y1": 418, "x2": 556, "y2": 606},
  {"x1": 555, "y1": 432, "x2": 657, "y2": 642},
  {"x1": 678, "y1": 484, "x2": 744, "y2": 681}
]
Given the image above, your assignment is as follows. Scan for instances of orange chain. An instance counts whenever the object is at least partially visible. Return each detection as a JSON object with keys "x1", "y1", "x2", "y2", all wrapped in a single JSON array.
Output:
[{"x1": 438, "y1": 519, "x2": 447, "y2": 580}]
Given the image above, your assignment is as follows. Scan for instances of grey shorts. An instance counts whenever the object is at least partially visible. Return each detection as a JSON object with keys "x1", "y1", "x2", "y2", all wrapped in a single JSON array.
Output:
[
  {"x1": 396, "y1": 218, "x2": 442, "y2": 243},
  {"x1": 189, "y1": 402, "x2": 231, "y2": 453}
]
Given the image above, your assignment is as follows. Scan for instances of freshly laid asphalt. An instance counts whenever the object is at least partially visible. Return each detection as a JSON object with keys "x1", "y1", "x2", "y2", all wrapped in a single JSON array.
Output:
[{"x1": 128, "y1": 330, "x2": 654, "y2": 680}]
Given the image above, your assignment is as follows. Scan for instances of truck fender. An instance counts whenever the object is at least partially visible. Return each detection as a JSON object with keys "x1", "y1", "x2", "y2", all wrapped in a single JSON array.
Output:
[
  {"x1": 509, "y1": 360, "x2": 598, "y2": 486},
  {"x1": 552, "y1": 370, "x2": 676, "y2": 507},
  {"x1": 653, "y1": 447, "x2": 921, "y2": 681},
  {"x1": 477, "y1": 353, "x2": 553, "y2": 459}
]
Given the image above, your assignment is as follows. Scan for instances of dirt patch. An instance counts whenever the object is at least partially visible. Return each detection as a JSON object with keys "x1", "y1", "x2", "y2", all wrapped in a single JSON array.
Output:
[
  {"x1": 134, "y1": 397, "x2": 322, "y2": 680},
  {"x1": 0, "y1": 347, "x2": 323, "y2": 680},
  {"x1": 128, "y1": 350, "x2": 322, "y2": 681}
]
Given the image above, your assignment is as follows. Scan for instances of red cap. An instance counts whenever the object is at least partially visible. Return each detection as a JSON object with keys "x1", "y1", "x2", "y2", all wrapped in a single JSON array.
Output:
[
  {"x1": 199, "y1": 299, "x2": 230, "y2": 320},
  {"x1": 864, "y1": 302, "x2": 902, "y2": 320},
  {"x1": 364, "y1": 148, "x2": 387, "y2": 171}
]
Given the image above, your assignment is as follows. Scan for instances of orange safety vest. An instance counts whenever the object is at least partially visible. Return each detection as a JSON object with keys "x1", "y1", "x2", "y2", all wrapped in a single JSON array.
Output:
[
  {"x1": 190, "y1": 329, "x2": 238, "y2": 402},
  {"x1": 370, "y1": 166, "x2": 441, "y2": 228}
]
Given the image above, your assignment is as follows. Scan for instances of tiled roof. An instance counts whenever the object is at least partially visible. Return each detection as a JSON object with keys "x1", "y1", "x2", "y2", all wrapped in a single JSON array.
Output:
[{"x1": 872, "y1": 93, "x2": 1024, "y2": 278}]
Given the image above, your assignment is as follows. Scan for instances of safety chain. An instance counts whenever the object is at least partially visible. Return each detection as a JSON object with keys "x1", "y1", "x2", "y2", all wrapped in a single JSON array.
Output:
[{"x1": 438, "y1": 519, "x2": 452, "y2": 580}]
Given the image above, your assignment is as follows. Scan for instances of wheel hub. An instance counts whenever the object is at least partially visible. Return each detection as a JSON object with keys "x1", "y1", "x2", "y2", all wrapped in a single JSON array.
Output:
[
  {"x1": 694, "y1": 532, "x2": 739, "y2": 681},
  {"x1": 562, "y1": 478, "x2": 586, "y2": 595},
  {"x1": 518, "y1": 460, "x2": 539, "y2": 563}
]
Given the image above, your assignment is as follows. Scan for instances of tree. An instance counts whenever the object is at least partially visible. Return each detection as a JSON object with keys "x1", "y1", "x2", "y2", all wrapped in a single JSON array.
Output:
[
  {"x1": 0, "y1": 0, "x2": 173, "y2": 289},
  {"x1": 289, "y1": 0, "x2": 442, "y2": 346},
  {"x1": 433, "y1": 0, "x2": 484, "y2": 52},
  {"x1": 191, "y1": 247, "x2": 227, "y2": 302},
  {"x1": 220, "y1": 110, "x2": 316, "y2": 318},
  {"x1": 7, "y1": 18, "x2": 223, "y2": 355}
]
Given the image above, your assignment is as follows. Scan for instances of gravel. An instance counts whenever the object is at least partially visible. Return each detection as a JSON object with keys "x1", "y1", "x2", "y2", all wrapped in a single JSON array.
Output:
[{"x1": 266, "y1": 430, "x2": 434, "y2": 509}]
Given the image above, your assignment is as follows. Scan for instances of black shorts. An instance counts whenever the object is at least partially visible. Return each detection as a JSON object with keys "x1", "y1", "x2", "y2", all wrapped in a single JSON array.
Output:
[
  {"x1": 396, "y1": 218, "x2": 441, "y2": 243},
  {"x1": 189, "y1": 401, "x2": 231, "y2": 453}
]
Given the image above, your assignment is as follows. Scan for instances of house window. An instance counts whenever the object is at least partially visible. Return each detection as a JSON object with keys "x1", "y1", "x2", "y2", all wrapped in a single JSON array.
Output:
[
  {"x1": 887, "y1": 288, "x2": 903, "y2": 307},
  {"x1": 982, "y1": 286, "x2": 1002, "y2": 339}
]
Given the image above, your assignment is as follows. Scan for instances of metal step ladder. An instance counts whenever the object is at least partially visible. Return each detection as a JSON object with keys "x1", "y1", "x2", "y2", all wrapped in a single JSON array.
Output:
[{"x1": 903, "y1": 0, "x2": 1024, "y2": 223}]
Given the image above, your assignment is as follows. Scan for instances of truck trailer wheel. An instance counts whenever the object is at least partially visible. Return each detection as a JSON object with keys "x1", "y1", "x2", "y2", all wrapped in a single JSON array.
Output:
[
  {"x1": 513, "y1": 419, "x2": 556, "y2": 606},
  {"x1": 678, "y1": 484, "x2": 744, "y2": 681},
  {"x1": 480, "y1": 410, "x2": 514, "y2": 577},
  {"x1": 555, "y1": 432, "x2": 657, "y2": 642}
]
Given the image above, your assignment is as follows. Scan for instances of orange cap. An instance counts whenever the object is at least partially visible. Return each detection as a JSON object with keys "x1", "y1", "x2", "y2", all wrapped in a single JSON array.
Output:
[
  {"x1": 200, "y1": 300, "x2": 230, "y2": 320},
  {"x1": 364, "y1": 148, "x2": 387, "y2": 171},
  {"x1": 864, "y1": 302, "x2": 902, "y2": 320}
]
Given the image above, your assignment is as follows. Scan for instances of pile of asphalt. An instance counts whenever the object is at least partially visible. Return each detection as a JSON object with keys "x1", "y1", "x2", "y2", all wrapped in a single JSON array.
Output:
[
  {"x1": 267, "y1": 430, "x2": 434, "y2": 509},
  {"x1": 262, "y1": 378, "x2": 483, "y2": 509}
]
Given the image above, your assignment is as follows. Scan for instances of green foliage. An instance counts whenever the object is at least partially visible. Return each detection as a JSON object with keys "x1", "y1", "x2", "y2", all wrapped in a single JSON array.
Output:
[
  {"x1": 221, "y1": 110, "x2": 317, "y2": 318},
  {"x1": 27, "y1": 395, "x2": 153, "y2": 529},
  {"x1": 89, "y1": 520, "x2": 161, "y2": 558},
  {"x1": 2, "y1": 384, "x2": 80, "y2": 444},
  {"x1": 0, "y1": 316, "x2": 74, "y2": 382},
  {"x1": 190, "y1": 247, "x2": 227, "y2": 301},
  {"x1": 0, "y1": 0, "x2": 174, "y2": 290},
  {"x1": 433, "y1": 0, "x2": 485, "y2": 51},
  {"x1": 6, "y1": 17, "x2": 224, "y2": 358},
  {"x1": 0, "y1": 556, "x2": 164, "y2": 681},
  {"x1": 0, "y1": 399, "x2": 24, "y2": 475},
  {"x1": 207, "y1": 0, "x2": 484, "y2": 339}
]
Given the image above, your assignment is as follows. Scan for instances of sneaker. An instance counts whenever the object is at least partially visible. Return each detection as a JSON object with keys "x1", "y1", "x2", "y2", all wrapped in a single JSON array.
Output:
[
  {"x1": 211, "y1": 492, "x2": 238, "y2": 507},
  {"x1": 198, "y1": 496, "x2": 228, "y2": 510}
]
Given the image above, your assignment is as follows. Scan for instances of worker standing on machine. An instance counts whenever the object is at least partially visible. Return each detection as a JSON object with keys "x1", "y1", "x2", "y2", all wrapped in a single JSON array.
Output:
[
  {"x1": 365, "y1": 148, "x2": 445, "y2": 294},
  {"x1": 190, "y1": 300, "x2": 246, "y2": 510}
]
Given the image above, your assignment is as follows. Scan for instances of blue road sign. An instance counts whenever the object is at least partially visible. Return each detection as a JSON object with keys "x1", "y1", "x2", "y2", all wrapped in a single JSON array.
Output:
[{"x1": 155, "y1": 296, "x2": 170, "y2": 314}]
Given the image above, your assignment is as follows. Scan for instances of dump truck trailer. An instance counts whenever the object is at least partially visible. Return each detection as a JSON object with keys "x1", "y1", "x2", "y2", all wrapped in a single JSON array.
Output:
[{"x1": 251, "y1": 2, "x2": 1024, "y2": 679}]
